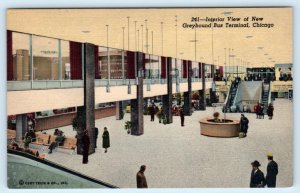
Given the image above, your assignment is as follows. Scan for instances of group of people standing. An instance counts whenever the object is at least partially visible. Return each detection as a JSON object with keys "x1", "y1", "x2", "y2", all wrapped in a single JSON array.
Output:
[
  {"x1": 254, "y1": 103, "x2": 274, "y2": 120},
  {"x1": 82, "y1": 127, "x2": 110, "y2": 164},
  {"x1": 149, "y1": 103, "x2": 185, "y2": 127},
  {"x1": 250, "y1": 153, "x2": 279, "y2": 188}
]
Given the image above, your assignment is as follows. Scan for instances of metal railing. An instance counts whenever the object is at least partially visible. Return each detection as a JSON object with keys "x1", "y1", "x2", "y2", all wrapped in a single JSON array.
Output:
[{"x1": 8, "y1": 77, "x2": 212, "y2": 91}]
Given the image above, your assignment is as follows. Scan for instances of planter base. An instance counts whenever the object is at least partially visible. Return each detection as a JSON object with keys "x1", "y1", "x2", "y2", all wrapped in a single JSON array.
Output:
[{"x1": 199, "y1": 118, "x2": 240, "y2": 138}]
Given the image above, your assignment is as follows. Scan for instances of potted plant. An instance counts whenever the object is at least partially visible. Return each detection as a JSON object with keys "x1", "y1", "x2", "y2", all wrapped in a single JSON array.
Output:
[
  {"x1": 120, "y1": 110, "x2": 124, "y2": 120},
  {"x1": 72, "y1": 115, "x2": 85, "y2": 131},
  {"x1": 156, "y1": 110, "x2": 163, "y2": 123},
  {"x1": 213, "y1": 112, "x2": 220, "y2": 122},
  {"x1": 124, "y1": 121, "x2": 132, "y2": 134}
]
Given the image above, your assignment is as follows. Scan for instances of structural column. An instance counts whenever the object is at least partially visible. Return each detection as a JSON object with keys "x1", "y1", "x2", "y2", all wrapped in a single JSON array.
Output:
[
  {"x1": 210, "y1": 64, "x2": 217, "y2": 104},
  {"x1": 77, "y1": 43, "x2": 96, "y2": 154},
  {"x1": 184, "y1": 60, "x2": 192, "y2": 116},
  {"x1": 16, "y1": 114, "x2": 27, "y2": 142},
  {"x1": 199, "y1": 63, "x2": 206, "y2": 110},
  {"x1": 131, "y1": 52, "x2": 144, "y2": 136},
  {"x1": 162, "y1": 57, "x2": 173, "y2": 124},
  {"x1": 116, "y1": 101, "x2": 123, "y2": 120}
]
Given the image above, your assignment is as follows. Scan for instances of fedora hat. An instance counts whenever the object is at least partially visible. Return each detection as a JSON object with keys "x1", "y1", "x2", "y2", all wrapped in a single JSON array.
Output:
[{"x1": 251, "y1": 160, "x2": 261, "y2": 167}]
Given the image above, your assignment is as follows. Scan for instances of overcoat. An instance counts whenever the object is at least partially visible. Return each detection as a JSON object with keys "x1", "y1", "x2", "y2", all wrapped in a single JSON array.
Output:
[{"x1": 102, "y1": 130, "x2": 110, "y2": 148}]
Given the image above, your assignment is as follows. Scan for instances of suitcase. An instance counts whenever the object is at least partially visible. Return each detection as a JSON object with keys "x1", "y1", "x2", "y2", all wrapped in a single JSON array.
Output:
[{"x1": 239, "y1": 132, "x2": 245, "y2": 138}]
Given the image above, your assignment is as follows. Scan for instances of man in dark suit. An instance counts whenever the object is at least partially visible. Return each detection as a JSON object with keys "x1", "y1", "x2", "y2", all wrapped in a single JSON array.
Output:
[
  {"x1": 240, "y1": 114, "x2": 249, "y2": 136},
  {"x1": 265, "y1": 153, "x2": 279, "y2": 188},
  {"x1": 94, "y1": 127, "x2": 99, "y2": 148},
  {"x1": 150, "y1": 104, "x2": 156, "y2": 122},
  {"x1": 250, "y1": 160, "x2": 265, "y2": 188},
  {"x1": 136, "y1": 165, "x2": 148, "y2": 188},
  {"x1": 82, "y1": 130, "x2": 90, "y2": 164},
  {"x1": 180, "y1": 108, "x2": 185, "y2": 127}
]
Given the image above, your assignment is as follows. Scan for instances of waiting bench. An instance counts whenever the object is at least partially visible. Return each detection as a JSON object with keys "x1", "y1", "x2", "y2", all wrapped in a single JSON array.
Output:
[
  {"x1": 31, "y1": 133, "x2": 51, "y2": 146},
  {"x1": 56, "y1": 137, "x2": 77, "y2": 154},
  {"x1": 30, "y1": 133, "x2": 77, "y2": 154}
]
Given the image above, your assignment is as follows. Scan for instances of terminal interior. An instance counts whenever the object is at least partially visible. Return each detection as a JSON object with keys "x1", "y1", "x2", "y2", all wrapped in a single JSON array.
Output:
[{"x1": 6, "y1": 8, "x2": 293, "y2": 188}]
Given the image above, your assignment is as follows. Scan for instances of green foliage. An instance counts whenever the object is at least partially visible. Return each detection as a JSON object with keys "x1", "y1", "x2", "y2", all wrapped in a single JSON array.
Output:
[
  {"x1": 124, "y1": 121, "x2": 132, "y2": 133},
  {"x1": 72, "y1": 115, "x2": 85, "y2": 131},
  {"x1": 120, "y1": 110, "x2": 124, "y2": 120},
  {"x1": 143, "y1": 107, "x2": 150, "y2": 115}
]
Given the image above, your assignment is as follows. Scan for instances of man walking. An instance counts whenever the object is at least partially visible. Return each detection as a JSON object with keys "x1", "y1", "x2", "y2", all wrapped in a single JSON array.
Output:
[
  {"x1": 250, "y1": 160, "x2": 265, "y2": 188},
  {"x1": 180, "y1": 108, "x2": 185, "y2": 127},
  {"x1": 265, "y1": 152, "x2": 279, "y2": 188},
  {"x1": 94, "y1": 127, "x2": 99, "y2": 148},
  {"x1": 240, "y1": 114, "x2": 249, "y2": 137},
  {"x1": 150, "y1": 104, "x2": 156, "y2": 122},
  {"x1": 82, "y1": 130, "x2": 90, "y2": 164},
  {"x1": 136, "y1": 165, "x2": 148, "y2": 188}
]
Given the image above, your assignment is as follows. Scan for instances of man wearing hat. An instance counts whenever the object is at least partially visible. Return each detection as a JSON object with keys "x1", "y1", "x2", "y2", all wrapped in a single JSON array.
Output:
[
  {"x1": 240, "y1": 114, "x2": 249, "y2": 137},
  {"x1": 265, "y1": 152, "x2": 279, "y2": 187},
  {"x1": 250, "y1": 160, "x2": 265, "y2": 188}
]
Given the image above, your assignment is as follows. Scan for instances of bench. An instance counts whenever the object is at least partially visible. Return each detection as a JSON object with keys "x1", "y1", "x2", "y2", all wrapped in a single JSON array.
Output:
[
  {"x1": 58, "y1": 137, "x2": 77, "y2": 154},
  {"x1": 31, "y1": 133, "x2": 51, "y2": 146}
]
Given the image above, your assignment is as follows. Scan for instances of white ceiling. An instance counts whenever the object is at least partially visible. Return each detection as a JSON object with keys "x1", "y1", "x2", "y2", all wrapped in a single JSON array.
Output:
[{"x1": 7, "y1": 8, "x2": 292, "y2": 67}]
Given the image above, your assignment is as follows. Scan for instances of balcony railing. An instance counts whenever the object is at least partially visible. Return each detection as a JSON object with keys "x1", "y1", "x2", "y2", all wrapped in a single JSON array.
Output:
[{"x1": 7, "y1": 78, "x2": 212, "y2": 91}]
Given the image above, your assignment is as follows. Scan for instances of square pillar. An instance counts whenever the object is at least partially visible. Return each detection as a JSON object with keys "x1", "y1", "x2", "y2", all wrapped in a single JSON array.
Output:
[
  {"x1": 16, "y1": 114, "x2": 27, "y2": 142},
  {"x1": 184, "y1": 61, "x2": 192, "y2": 116},
  {"x1": 162, "y1": 57, "x2": 173, "y2": 124},
  {"x1": 116, "y1": 101, "x2": 123, "y2": 120},
  {"x1": 199, "y1": 63, "x2": 206, "y2": 110},
  {"x1": 77, "y1": 43, "x2": 96, "y2": 154},
  {"x1": 131, "y1": 52, "x2": 144, "y2": 136}
]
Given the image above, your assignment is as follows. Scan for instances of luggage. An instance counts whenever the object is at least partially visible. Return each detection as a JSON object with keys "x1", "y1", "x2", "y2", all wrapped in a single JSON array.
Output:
[{"x1": 239, "y1": 132, "x2": 246, "y2": 138}]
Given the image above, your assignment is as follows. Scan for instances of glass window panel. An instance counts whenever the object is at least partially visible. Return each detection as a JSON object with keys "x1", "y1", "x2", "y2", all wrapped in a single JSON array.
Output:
[
  {"x1": 109, "y1": 48, "x2": 123, "y2": 79},
  {"x1": 99, "y1": 46, "x2": 108, "y2": 79},
  {"x1": 12, "y1": 32, "x2": 30, "y2": 80},
  {"x1": 61, "y1": 40, "x2": 70, "y2": 80},
  {"x1": 32, "y1": 36, "x2": 59, "y2": 80},
  {"x1": 148, "y1": 55, "x2": 158, "y2": 79},
  {"x1": 177, "y1": 59, "x2": 182, "y2": 79},
  {"x1": 151, "y1": 55, "x2": 160, "y2": 79},
  {"x1": 145, "y1": 54, "x2": 151, "y2": 78},
  {"x1": 192, "y1": 61, "x2": 198, "y2": 78}
]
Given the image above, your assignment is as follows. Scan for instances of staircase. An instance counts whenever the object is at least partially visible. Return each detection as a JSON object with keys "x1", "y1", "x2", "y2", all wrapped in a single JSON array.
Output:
[
  {"x1": 261, "y1": 82, "x2": 270, "y2": 114},
  {"x1": 224, "y1": 82, "x2": 239, "y2": 112}
]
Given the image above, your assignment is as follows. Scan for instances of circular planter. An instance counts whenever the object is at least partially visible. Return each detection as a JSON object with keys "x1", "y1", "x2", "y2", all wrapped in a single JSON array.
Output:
[{"x1": 199, "y1": 118, "x2": 240, "y2": 138}]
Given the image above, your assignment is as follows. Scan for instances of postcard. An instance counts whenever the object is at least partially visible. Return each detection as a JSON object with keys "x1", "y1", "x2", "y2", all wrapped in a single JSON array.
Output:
[{"x1": 6, "y1": 7, "x2": 292, "y2": 188}]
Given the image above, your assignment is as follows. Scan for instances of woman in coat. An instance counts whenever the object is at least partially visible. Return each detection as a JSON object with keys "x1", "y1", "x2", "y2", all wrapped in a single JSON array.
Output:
[{"x1": 102, "y1": 127, "x2": 110, "y2": 153}]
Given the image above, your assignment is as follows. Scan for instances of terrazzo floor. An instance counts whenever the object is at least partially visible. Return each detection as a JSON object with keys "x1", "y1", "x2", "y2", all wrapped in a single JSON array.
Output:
[{"x1": 42, "y1": 98, "x2": 293, "y2": 188}]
